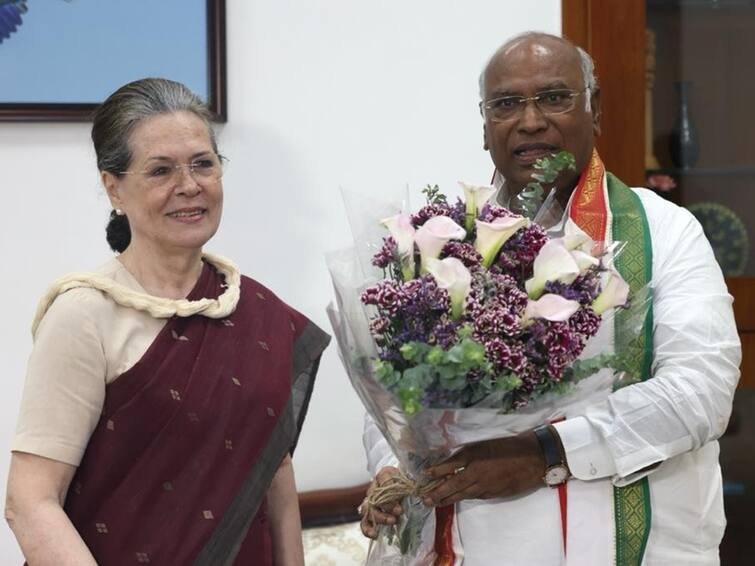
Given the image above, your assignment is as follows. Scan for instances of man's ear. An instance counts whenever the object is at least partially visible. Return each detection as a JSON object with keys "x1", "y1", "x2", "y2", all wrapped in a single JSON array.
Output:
[
  {"x1": 483, "y1": 123, "x2": 489, "y2": 151},
  {"x1": 591, "y1": 87, "x2": 602, "y2": 137},
  {"x1": 102, "y1": 171, "x2": 124, "y2": 211}
]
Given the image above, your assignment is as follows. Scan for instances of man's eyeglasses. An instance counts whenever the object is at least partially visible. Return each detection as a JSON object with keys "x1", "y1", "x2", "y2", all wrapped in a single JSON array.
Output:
[
  {"x1": 479, "y1": 88, "x2": 589, "y2": 122},
  {"x1": 119, "y1": 154, "x2": 227, "y2": 189}
]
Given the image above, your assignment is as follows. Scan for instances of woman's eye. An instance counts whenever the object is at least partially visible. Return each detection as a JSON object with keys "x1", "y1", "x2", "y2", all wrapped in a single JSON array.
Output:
[
  {"x1": 149, "y1": 166, "x2": 171, "y2": 177},
  {"x1": 193, "y1": 159, "x2": 214, "y2": 170}
]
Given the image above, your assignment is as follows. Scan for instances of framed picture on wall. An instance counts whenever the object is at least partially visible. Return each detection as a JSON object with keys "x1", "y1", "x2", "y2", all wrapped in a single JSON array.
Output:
[{"x1": 0, "y1": 0, "x2": 226, "y2": 122}]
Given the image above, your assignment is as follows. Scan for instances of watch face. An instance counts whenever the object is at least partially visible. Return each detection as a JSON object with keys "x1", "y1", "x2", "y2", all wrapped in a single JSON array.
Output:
[{"x1": 544, "y1": 465, "x2": 569, "y2": 486}]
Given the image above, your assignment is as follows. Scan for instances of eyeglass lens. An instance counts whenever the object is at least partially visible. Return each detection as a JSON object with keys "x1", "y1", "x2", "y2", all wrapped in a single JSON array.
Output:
[{"x1": 486, "y1": 90, "x2": 579, "y2": 121}]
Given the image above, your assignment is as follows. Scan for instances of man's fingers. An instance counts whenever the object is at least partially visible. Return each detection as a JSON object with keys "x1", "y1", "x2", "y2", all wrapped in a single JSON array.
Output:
[
  {"x1": 364, "y1": 505, "x2": 399, "y2": 525},
  {"x1": 422, "y1": 474, "x2": 476, "y2": 506},
  {"x1": 376, "y1": 466, "x2": 400, "y2": 485},
  {"x1": 425, "y1": 459, "x2": 467, "y2": 480},
  {"x1": 435, "y1": 481, "x2": 481, "y2": 507},
  {"x1": 360, "y1": 516, "x2": 378, "y2": 539},
  {"x1": 360, "y1": 506, "x2": 401, "y2": 540},
  {"x1": 375, "y1": 500, "x2": 403, "y2": 516}
]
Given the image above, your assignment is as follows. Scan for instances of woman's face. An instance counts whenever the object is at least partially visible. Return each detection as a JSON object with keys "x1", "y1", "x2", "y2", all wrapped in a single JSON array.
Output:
[{"x1": 103, "y1": 111, "x2": 223, "y2": 255}]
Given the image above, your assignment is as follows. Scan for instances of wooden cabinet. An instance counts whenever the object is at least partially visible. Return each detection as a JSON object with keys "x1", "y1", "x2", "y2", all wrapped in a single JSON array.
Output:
[{"x1": 563, "y1": 0, "x2": 754, "y2": 388}]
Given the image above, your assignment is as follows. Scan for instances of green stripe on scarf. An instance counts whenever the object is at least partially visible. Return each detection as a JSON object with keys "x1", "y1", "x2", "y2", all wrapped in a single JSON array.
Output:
[{"x1": 607, "y1": 173, "x2": 653, "y2": 566}]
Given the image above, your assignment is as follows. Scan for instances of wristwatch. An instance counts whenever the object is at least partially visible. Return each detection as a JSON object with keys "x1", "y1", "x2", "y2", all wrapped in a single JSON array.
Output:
[{"x1": 533, "y1": 424, "x2": 570, "y2": 487}]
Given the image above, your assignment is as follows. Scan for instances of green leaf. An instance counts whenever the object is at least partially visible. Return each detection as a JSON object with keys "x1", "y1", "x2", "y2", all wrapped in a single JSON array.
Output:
[
  {"x1": 461, "y1": 339, "x2": 486, "y2": 365},
  {"x1": 398, "y1": 386, "x2": 423, "y2": 415},
  {"x1": 439, "y1": 370, "x2": 468, "y2": 391},
  {"x1": 495, "y1": 373, "x2": 522, "y2": 391},
  {"x1": 403, "y1": 365, "x2": 434, "y2": 388},
  {"x1": 426, "y1": 346, "x2": 445, "y2": 366},
  {"x1": 421, "y1": 184, "x2": 448, "y2": 205},
  {"x1": 400, "y1": 342, "x2": 430, "y2": 362},
  {"x1": 374, "y1": 359, "x2": 400, "y2": 387}
]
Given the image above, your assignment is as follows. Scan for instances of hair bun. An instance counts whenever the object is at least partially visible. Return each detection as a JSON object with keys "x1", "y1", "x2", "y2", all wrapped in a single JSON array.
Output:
[{"x1": 106, "y1": 210, "x2": 131, "y2": 253}]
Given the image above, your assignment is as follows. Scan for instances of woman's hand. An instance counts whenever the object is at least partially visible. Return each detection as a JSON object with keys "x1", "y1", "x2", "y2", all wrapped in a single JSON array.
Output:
[
  {"x1": 359, "y1": 466, "x2": 404, "y2": 539},
  {"x1": 421, "y1": 430, "x2": 546, "y2": 507}
]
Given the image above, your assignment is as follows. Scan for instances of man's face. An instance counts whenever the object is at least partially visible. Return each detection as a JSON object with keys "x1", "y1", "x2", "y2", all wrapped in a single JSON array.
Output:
[{"x1": 482, "y1": 38, "x2": 601, "y2": 197}]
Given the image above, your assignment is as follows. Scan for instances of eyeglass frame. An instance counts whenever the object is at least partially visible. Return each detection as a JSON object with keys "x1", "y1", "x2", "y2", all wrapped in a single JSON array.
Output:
[
  {"x1": 479, "y1": 87, "x2": 590, "y2": 122},
  {"x1": 116, "y1": 153, "x2": 228, "y2": 186}
]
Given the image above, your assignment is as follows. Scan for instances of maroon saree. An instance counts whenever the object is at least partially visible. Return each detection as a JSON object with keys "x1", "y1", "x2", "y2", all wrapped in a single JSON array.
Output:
[{"x1": 63, "y1": 261, "x2": 330, "y2": 565}]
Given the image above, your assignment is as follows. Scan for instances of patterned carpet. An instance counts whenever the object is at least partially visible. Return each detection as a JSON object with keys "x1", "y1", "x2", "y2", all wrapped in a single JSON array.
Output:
[{"x1": 303, "y1": 521, "x2": 369, "y2": 565}]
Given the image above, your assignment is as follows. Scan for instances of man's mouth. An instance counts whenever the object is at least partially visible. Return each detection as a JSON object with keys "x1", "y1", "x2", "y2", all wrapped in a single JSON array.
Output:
[{"x1": 513, "y1": 143, "x2": 559, "y2": 164}]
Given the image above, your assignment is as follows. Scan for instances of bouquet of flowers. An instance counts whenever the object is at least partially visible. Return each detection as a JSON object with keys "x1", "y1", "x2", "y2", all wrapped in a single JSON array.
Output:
[{"x1": 326, "y1": 153, "x2": 650, "y2": 564}]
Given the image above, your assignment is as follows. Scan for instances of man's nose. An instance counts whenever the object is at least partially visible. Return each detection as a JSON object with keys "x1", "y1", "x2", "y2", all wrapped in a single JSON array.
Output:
[{"x1": 517, "y1": 101, "x2": 548, "y2": 133}]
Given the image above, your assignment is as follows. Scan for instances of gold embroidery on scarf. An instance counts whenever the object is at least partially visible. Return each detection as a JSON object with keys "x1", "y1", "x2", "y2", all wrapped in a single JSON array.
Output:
[{"x1": 577, "y1": 152, "x2": 603, "y2": 207}]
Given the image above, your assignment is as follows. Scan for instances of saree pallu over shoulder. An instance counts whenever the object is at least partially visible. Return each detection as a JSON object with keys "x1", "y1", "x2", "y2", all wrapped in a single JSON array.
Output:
[
  {"x1": 63, "y1": 261, "x2": 330, "y2": 565},
  {"x1": 570, "y1": 150, "x2": 654, "y2": 566}
]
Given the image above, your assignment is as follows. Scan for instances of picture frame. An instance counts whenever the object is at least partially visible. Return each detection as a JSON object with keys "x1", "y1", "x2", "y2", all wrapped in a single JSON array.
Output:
[{"x1": 0, "y1": 0, "x2": 227, "y2": 122}]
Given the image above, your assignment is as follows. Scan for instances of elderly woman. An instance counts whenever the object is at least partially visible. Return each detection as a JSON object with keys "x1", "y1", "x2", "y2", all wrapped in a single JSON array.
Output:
[{"x1": 5, "y1": 78, "x2": 329, "y2": 565}]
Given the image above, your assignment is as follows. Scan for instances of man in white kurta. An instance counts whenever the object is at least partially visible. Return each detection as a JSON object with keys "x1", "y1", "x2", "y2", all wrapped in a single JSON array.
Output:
[{"x1": 361, "y1": 32, "x2": 740, "y2": 566}]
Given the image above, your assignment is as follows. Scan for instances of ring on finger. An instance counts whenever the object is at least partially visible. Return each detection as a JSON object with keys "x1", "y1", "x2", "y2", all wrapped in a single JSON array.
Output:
[{"x1": 453, "y1": 465, "x2": 466, "y2": 475}]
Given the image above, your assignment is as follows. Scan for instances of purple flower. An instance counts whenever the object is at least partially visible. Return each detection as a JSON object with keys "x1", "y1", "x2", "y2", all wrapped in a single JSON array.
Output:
[
  {"x1": 545, "y1": 270, "x2": 602, "y2": 305},
  {"x1": 485, "y1": 338, "x2": 526, "y2": 373},
  {"x1": 431, "y1": 318, "x2": 461, "y2": 348},
  {"x1": 496, "y1": 224, "x2": 548, "y2": 280},
  {"x1": 441, "y1": 241, "x2": 482, "y2": 269},
  {"x1": 372, "y1": 236, "x2": 399, "y2": 269},
  {"x1": 480, "y1": 203, "x2": 516, "y2": 222},
  {"x1": 569, "y1": 307, "x2": 601, "y2": 338},
  {"x1": 411, "y1": 203, "x2": 454, "y2": 227}
]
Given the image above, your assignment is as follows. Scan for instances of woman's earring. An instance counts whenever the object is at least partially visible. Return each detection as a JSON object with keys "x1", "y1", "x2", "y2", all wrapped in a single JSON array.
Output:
[{"x1": 115, "y1": 209, "x2": 124, "y2": 216}]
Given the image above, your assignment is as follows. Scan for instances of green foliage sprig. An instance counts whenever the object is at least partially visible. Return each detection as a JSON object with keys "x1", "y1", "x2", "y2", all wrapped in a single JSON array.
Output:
[
  {"x1": 511, "y1": 150, "x2": 576, "y2": 219},
  {"x1": 373, "y1": 324, "x2": 522, "y2": 415},
  {"x1": 421, "y1": 184, "x2": 448, "y2": 206}
]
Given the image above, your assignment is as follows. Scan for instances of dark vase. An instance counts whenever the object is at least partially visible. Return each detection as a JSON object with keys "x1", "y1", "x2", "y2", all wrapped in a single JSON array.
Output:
[{"x1": 668, "y1": 81, "x2": 700, "y2": 169}]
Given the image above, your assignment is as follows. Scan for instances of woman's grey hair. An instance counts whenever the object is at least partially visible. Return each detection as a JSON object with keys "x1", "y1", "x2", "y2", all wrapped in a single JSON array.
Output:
[
  {"x1": 92, "y1": 77, "x2": 218, "y2": 175},
  {"x1": 478, "y1": 32, "x2": 598, "y2": 111}
]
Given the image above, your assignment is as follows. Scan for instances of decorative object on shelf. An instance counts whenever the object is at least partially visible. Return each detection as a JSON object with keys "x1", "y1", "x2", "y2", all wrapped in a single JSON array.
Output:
[
  {"x1": 687, "y1": 202, "x2": 749, "y2": 276},
  {"x1": 645, "y1": 29, "x2": 661, "y2": 170},
  {"x1": 646, "y1": 173, "x2": 677, "y2": 192},
  {"x1": 669, "y1": 81, "x2": 700, "y2": 169}
]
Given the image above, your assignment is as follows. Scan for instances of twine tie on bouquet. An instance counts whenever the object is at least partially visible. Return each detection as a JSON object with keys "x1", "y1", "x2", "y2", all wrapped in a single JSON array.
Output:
[{"x1": 361, "y1": 468, "x2": 459, "y2": 519}]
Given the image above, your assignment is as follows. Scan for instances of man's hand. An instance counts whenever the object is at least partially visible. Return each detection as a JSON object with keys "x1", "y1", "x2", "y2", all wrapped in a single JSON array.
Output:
[
  {"x1": 421, "y1": 430, "x2": 546, "y2": 507},
  {"x1": 359, "y1": 466, "x2": 404, "y2": 539}
]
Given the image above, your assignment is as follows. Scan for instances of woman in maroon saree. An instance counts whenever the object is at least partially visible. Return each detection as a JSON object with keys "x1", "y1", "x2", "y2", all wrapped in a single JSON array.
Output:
[{"x1": 6, "y1": 78, "x2": 329, "y2": 565}]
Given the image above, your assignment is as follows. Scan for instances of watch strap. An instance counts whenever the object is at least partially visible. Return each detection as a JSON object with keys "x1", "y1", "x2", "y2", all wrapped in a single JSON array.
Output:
[{"x1": 534, "y1": 424, "x2": 563, "y2": 468}]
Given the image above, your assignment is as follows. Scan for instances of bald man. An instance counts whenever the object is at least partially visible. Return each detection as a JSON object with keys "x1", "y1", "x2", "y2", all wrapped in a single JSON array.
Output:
[{"x1": 362, "y1": 33, "x2": 740, "y2": 566}]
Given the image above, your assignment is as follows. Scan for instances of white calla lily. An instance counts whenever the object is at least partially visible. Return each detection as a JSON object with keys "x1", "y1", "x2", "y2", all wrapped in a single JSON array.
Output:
[
  {"x1": 474, "y1": 216, "x2": 530, "y2": 268},
  {"x1": 425, "y1": 257, "x2": 472, "y2": 319},
  {"x1": 459, "y1": 181, "x2": 496, "y2": 232},
  {"x1": 571, "y1": 249, "x2": 600, "y2": 273},
  {"x1": 559, "y1": 218, "x2": 594, "y2": 252},
  {"x1": 380, "y1": 213, "x2": 416, "y2": 280},
  {"x1": 415, "y1": 216, "x2": 466, "y2": 272},
  {"x1": 522, "y1": 294, "x2": 581, "y2": 326},
  {"x1": 592, "y1": 269, "x2": 630, "y2": 315},
  {"x1": 525, "y1": 239, "x2": 581, "y2": 299}
]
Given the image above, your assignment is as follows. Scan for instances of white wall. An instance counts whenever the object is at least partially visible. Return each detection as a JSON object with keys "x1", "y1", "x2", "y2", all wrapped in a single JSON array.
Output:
[{"x1": 0, "y1": 0, "x2": 558, "y2": 560}]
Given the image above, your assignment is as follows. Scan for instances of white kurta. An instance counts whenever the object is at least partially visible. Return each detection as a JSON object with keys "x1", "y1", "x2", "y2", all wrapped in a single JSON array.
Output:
[{"x1": 363, "y1": 187, "x2": 741, "y2": 566}]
